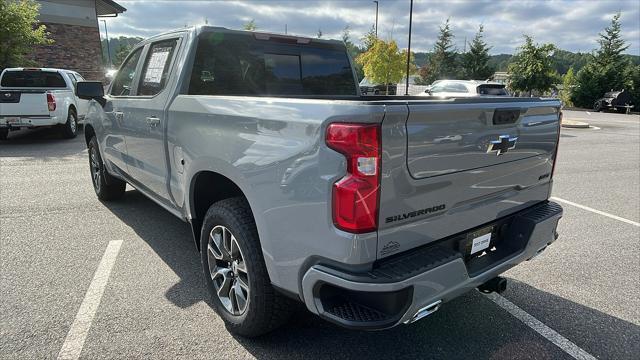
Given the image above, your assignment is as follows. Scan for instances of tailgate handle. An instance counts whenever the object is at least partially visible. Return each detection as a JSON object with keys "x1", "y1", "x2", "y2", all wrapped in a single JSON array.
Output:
[{"x1": 493, "y1": 108, "x2": 521, "y2": 125}]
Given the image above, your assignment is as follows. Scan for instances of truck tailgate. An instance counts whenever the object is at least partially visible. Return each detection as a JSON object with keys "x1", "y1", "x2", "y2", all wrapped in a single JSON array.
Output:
[
  {"x1": 377, "y1": 99, "x2": 561, "y2": 258},
  {"x1": 0, "y1": 89, "x2": 49, "y2": 117}
]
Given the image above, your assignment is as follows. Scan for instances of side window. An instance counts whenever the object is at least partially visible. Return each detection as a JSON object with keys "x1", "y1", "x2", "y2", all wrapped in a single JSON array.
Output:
[
  {"x1": 74, "y1": 73, "x2": 85, "y2": 81},
  {"x1": 111, "y1": 47, "x2": 143, "y2": 96},
  {"x1": 67, "y1": 73, "x2": 77, "y2": 91},
  {"x1": 444, "y1": 83, "x2": 469, "y2": 93},
  {"x1": 138, "y1": 39, "x2": 178, "y2": 96}
]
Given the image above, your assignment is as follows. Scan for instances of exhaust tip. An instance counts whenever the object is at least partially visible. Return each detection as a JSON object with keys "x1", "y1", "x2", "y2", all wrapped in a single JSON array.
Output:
[
  {"x1": 405, "y1": 300, "x2": 442, "y2": 324},
  {"x1": 478, "y1": 276, "x2": 507, "y2": 294}
]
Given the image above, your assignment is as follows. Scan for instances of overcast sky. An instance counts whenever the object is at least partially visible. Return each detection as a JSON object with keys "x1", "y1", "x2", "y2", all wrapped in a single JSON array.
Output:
[{"x1": 103, "y1": 0, "x2": 640, "y2": 55}]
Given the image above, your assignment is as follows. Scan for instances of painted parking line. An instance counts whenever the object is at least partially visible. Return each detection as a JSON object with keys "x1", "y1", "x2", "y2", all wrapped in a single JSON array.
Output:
[
  {"x1": 551, "y1": 197, "x2": 640, "y2": 227},
  {"x1": 486, "y1": 293, "x2": 597, "y2": 360},
  {"x1": 57, "y1": 240, "x2": 123, "y2": 360}
]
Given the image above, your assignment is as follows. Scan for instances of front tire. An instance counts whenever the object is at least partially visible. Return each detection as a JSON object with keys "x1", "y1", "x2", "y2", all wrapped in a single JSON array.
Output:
[
  {"x1": 88, "y1": 136, "x2": 126, "y2": 200},
  {"x1": 200, "y1": 197, "x2": 293, "y2": 337},
  {"x1": 61, "y1": 109, "x2": 78, "y2": 138},
  {"x1": 593, "y1": 101, "x2": 602, "y2": 112}
]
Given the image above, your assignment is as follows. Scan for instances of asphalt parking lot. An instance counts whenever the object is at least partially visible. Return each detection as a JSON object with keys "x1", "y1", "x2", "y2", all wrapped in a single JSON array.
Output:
[{"x1": 1, "y1": 110, "x2": 638, "y2": 359}]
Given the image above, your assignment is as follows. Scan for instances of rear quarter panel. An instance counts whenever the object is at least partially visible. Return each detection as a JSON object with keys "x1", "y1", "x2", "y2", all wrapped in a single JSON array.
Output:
[{"x1": 167, "y1": 96, "x2": 383, "y2": 293}]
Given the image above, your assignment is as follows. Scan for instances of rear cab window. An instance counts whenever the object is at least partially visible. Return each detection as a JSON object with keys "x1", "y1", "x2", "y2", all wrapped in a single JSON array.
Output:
[
  {"x1": 478, "y1": 85, "x2": 509, "y2": 96},
  {"x1": 0, "y1": 70, "x2": 67, "y2": 88},
  {"x1": 188, "y1": 31, "x2": 357, "y2": 96}
]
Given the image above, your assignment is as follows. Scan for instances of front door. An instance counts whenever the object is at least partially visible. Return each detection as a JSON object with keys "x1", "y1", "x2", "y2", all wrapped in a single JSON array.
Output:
[
  {"x1": 122, "y1": 37, "x2": 181, "y2": 202},
  {"x1": 101, "y1": 47, "x2": 144, "y2": 175}
]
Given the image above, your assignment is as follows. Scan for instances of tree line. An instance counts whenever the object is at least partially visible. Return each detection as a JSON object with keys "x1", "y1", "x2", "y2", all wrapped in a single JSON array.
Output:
[{"x1": 351, "y1": 13, "x2": 639, "y2": 108}]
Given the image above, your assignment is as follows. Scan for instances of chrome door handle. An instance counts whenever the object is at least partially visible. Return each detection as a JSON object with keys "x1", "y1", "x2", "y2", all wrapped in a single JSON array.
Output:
[{"x1": 146, "y1": 116, "x2": 160, "y2": 128}]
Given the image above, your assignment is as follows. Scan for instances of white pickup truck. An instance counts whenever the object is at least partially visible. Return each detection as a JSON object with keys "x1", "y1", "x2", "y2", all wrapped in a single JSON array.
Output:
[{"x1": 0, "y1": 68, "x2": 89, "y2": 140}]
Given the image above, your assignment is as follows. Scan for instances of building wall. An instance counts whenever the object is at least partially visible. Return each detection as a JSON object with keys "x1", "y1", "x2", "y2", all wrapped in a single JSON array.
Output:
[
  {"x1": 37, "y1": 0, "x2": 98, "y2": 27},
  {"x1": 27, "y1": 22, "x2": 104, "y2": 80}
]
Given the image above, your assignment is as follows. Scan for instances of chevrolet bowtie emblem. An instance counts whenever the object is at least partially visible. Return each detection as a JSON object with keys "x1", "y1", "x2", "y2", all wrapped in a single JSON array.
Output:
[{"x1": 487, "y1": 135, "x2": 518, "y2": 155}]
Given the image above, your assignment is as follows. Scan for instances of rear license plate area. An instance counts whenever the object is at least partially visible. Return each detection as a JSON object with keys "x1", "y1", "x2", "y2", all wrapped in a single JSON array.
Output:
[{"x1": 459, "y1": 225, "x2": 499, "y2": 260}]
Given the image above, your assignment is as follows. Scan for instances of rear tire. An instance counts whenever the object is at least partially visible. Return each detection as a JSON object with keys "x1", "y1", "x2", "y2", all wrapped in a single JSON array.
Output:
[
  {"x1": 61, "y1": 108, "x2": 78, "y2": 138},
  {"x1": 0, "y1": 128, "x2": 8, "y2": 141},
  {"x1": 88, "y1": 136, "x2": 126, "y2": 201},
  {"x1": 200, "y1": 197, "x2": 294, "y2": 337}
]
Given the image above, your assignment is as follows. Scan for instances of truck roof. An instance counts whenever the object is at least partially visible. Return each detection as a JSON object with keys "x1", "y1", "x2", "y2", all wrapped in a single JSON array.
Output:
[
  {"x1": 2, "y1": 67, "x2": 73, "y2": 73},
  {"x1": 140, "y1": 25, "x2": 342, "y2": 48}
]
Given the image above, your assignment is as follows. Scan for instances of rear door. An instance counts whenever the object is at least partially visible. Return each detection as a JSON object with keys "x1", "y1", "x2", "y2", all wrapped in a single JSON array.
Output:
[
  {"x1": 122, "y1": 36, "x2": 181, "y2": 202},
  {"x1": 377, "y1": 99, "x2": 561, "y2": 258}
]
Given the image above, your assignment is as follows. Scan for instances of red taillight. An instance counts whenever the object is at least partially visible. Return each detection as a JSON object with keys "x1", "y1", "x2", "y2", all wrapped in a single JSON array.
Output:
[
  {"x1": 326, "y1": 123, "x2": 381, "y2": 233},
  {"x1": 47, "y1": 93, "x2": 56, "y2": 111},
  {"x1": 551, "y1": 111, "x2": 562, "y2": 178}
]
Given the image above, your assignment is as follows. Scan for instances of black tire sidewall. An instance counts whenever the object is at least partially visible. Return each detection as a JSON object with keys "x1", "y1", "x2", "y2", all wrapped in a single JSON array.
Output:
[
  {"x1": 200, "y1": 204, "x2": 253, "y2": 325},
  {"x1": 63, "y1": 109, "x2": 78, "y2": 138},
  {"x1": 199, "y1": 198, "x2": 288, "y2": 337},
  {"x1": 88, "y1": 137, "x2": 106, "y2": 196}
]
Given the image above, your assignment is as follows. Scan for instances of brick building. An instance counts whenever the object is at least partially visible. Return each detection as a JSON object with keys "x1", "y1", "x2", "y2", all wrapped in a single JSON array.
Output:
[{"x1": 28, "y1": 0, "x2": 126, "y2": 80}]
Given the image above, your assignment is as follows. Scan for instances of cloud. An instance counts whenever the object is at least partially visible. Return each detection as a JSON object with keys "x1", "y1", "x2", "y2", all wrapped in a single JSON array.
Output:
[{"x1": 103, "y1": 0, "x2": 640, "y2": 55}]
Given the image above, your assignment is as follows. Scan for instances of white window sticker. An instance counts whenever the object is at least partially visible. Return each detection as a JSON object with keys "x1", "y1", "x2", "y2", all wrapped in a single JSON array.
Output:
[{"x1": 143, "y1": 48, "x2": 171, "y2": 84}]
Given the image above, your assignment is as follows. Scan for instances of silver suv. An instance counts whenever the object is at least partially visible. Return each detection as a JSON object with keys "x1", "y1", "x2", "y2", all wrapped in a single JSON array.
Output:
[{"x1": 423, "y1": 80, "x2": 510, "y2": 97}]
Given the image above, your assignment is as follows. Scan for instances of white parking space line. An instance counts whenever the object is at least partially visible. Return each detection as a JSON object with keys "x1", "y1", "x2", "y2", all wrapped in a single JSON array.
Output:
[
  {"x1": 486, "y1": 293, "x2": 597, "y2": 360},
  {"x1": 551, "y1": 197, "x2": 640, "y2": 227},
  {"x1": 57, "y1": 240, "x2": 123, "y2": 360}
]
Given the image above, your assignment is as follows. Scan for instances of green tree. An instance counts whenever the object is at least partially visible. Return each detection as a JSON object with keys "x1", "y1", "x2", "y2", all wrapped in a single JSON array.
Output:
[
  {"x1": 113, "y1": 44, "x2": 132, "y2": 67},
  {"x1": 0, "y1": 0, "x2": 53, "y2": 70},
  {"x1": 508, "y1": 35, "x2": 559, "y2": 96},
  {"x1": 626, "y1": 64, "x2": 640, "y2": 108},
  {"x1": 559, "y1": 67, "x2": 576, "y2": 107},
  {"x1": 418, "y1": 18, "x2": 458, "y2": 84},
  {"x1": 342, "y1": 25, "x2": 364, "y2": 81},
  {"x1": 462, "y1": 25, "x2": 494, "y2": 80},
  {"x1": 361, "y1": 25, "x2": 377, "y2": 51},
  {"x1": 356, "y1": 38, "x2": 413, "y2": 94},
  {"x1": 572, "y1": 13, "x2": 632, "y2": 108},
  {"x1": 243, "y1": 19, "x2": 257, "y2": 31}
]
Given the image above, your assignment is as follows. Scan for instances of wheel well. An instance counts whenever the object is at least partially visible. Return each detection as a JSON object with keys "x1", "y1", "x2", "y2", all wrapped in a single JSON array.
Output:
[
  {"x1": 190, "y1": 171, "x2": 246, "y2": 250},
  {"x1": 69, "y1": 104, "x2": 76, "y2": 115},
  {"x1": 84, "y1": 124, "x2": 95, "y2": 145}
]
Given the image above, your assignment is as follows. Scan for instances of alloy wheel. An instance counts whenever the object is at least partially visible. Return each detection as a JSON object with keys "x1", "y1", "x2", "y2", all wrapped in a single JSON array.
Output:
[
  {"x1": 207, "y1": 225, "x2": 250, "y2": 315},
  {"x1": 89, "y1": 147, "x2": 101, "y2": 193}
]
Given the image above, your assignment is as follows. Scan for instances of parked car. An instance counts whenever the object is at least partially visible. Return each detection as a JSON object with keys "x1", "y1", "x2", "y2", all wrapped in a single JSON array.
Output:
[
  {"x1": 78, "y1": 26, "x2": 563, "y2": 337},
  {"x1": 422, "y1": 80, "x2": 510, "y2": 97},
  {"x1": 359, "y1": 77, "x2": 397, "y2": 95},
  {"x1": 0, "y1": 68, "x2": 89, "y2": 140},
  {"x1": 593, "y1": 89, "x2": 633, "y2": 112}
]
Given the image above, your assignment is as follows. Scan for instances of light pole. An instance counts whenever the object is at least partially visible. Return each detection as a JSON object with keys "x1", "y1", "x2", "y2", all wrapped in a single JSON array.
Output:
[
  {"x1": 373, "y1": 1, "x2": 378, "y2": 37},
  {"x1": 101, "y1": 19, "x2": 112, "y2": 68},
  {"x1": 405, "y1": 0, "x2": 413, "y2": 95}
]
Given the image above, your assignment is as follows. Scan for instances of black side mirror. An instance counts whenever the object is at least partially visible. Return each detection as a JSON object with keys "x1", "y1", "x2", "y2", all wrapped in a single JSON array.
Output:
[{"x1": 76, "y1": 81, "x2": 105, "y2": 106}]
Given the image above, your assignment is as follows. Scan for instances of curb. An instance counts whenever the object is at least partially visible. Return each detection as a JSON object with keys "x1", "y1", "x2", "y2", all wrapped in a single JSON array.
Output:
[{"x1": 562, "y1": 119, "x2": 590, "y2": 129}]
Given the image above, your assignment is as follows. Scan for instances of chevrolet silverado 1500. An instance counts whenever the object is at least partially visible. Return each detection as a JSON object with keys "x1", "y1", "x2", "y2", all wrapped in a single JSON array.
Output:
[{"x1": 77, "y1": 26, "x2": 563, "y2": 337}]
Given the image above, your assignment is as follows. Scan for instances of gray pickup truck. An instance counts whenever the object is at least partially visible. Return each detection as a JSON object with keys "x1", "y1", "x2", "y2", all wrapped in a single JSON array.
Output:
[{"x1": 77, "y1": 26, "x2": 563, "y2": 337}]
